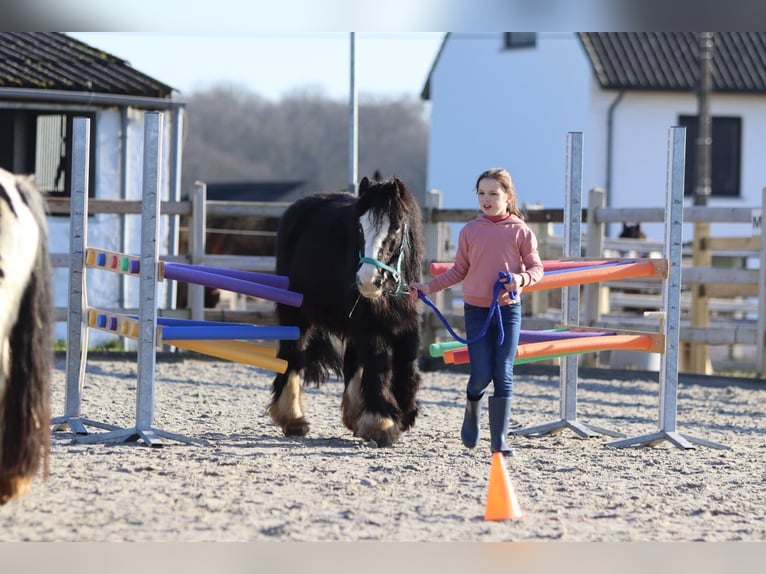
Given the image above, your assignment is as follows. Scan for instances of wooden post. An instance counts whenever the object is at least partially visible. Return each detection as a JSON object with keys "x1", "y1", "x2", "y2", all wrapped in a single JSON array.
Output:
[
  {"x1": 189, "y1": 181, "x2": 207, "y2": 321},
  {"x1": 689, "y1": 220, "x2": 712, "y2": 374},
  {"x1": 582, "y1": 188, "x2": 605, "y2": 367},
  {"x1": 584, "y1": 188, "x2": 606, "y2": 327},
  {"x1": 422, "y1": 189, "x2": 448, "y2": 354}
]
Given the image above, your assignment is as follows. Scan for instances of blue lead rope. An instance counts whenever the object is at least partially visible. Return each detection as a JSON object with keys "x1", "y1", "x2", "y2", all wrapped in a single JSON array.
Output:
[{"x1": 416, "y1": 271, "x2": 517, "y2": 347}]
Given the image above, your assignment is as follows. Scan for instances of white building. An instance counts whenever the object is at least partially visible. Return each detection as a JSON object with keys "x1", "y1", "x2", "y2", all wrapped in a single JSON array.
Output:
[{"x1": 422, "y1": 32, "x2": 766, "y2": 241}]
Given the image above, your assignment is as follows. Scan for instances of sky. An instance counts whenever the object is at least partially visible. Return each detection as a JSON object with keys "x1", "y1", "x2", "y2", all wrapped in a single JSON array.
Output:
[{"x1": 68, "y1": 33, "x2": 446, "y2": 102}]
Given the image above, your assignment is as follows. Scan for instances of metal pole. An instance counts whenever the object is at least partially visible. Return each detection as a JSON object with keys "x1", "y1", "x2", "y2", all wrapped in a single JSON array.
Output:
[
  {"x1": 73, "y1": 112, "x2": 202, "y2": 447},
  {"x1": 561, "y1": 132, "x2": 583, "y2": 421},
  {"x1": 514, "y1": 132, "x2": 623, "y2": 440},
  {"x1": 134, "y1": 111, "x2": 163, "y2": 437},
  {"x1": 607, "y1": 127, "x2": 727, "y2": 450},
  {"x1": 52, "y1": 117, "x2": 123, "y2": 436},
  {"x1": 689, "y1": 32, "x2": 714, "y2": 373},
  {"x1": 59, "y1": 117, "x2": 89, "y2": 432},
  {"x1": 695, "y1": 32, "x2": 714, "y2": 208},
  {"x1": 348, "y1": 32, "x2": 358, "y2": 195}
]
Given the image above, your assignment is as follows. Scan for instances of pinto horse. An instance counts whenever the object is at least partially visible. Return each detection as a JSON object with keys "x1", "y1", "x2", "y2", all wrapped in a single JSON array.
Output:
[
  {"x1": 0, "y1": 168, "x2": 52, "y2": 504},
  {"x1": 269, "y1": 176, "x2": 424, "y2": 446}
]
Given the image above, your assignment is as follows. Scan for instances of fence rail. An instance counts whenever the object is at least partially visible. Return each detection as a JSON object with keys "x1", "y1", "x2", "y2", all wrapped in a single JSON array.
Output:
[{"x1": 47, "y1": 185, "x2": 766, "y2": 376}]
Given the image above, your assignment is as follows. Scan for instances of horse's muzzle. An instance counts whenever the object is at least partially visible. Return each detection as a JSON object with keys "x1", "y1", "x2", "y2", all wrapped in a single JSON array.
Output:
[{"x1": 356, "y1": 268, "x2": 385, "y2": 299}]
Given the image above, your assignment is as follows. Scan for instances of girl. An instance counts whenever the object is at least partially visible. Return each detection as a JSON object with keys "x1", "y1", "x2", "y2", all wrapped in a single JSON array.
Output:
[{"x1": 409, "y1": 168, "x2": 544, "y2": 455}]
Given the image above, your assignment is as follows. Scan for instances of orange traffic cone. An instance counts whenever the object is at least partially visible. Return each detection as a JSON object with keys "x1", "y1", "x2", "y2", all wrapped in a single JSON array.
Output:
[{"x1": 484, "y1": 452, "x2": 523, "y2": 521}]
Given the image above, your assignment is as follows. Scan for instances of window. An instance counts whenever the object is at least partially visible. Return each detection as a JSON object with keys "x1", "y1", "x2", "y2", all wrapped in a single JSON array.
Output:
[
  {"x1": 0, "y1": 109, "x2": 96, "y2": 202},
  {"x1": 678, "y1": 115, "x2": 741, "y2": 198},
  {"x1": 503, "y1": 33, "x2": 536, "y2": 49}
]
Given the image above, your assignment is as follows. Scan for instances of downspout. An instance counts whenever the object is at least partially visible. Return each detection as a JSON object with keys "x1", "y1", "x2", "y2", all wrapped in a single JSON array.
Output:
[
  {"x1": 606, "y1": 89, "x2": 625, "y2": 237},
  {"x1": 120, "y1": 107, "x2": 130, "y2": 342}
]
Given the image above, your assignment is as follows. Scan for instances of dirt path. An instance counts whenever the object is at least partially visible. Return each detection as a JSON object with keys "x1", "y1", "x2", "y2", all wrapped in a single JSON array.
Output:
[{"x1": 2, "y1": 355, "x2": 764, "y2": 541}]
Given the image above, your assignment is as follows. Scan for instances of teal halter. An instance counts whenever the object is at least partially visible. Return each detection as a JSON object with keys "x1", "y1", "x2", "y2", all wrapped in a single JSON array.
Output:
[{"x1": 357, "y1": 223, "x2": 410, "y2": 296}]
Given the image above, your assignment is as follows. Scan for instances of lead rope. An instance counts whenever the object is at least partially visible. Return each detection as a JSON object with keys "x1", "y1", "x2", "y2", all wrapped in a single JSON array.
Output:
[{"x1": 415, "y1": 271, "x2": 517, "y2": 346}]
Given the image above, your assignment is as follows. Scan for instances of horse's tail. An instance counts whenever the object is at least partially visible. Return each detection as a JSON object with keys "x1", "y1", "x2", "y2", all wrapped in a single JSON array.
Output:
[{"x1": 301, "y1": 328, "x2": 343, "y2": 386}]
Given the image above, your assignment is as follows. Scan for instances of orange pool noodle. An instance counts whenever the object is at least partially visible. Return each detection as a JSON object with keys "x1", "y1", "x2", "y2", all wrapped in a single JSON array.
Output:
[{"x1": 449, "y1": 334, "x2": 658, "y2": 365}]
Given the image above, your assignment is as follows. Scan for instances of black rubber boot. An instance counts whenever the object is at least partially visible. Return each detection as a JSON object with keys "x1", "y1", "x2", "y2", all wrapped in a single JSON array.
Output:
[
  {"x1": 488, "y1": 396, "x2": 514, "y2": 456},
  {"x1": 460, "y1": 397, "x2": 483, "y2": 448}
]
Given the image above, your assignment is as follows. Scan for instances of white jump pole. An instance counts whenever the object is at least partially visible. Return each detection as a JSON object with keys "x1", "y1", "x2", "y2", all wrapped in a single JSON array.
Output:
[
  {"x1": 607, "y1": 126, "x2": 727, "y2": 450},
  {"x1": 73, "y1": 111, "x2": 202, "y2": 447},
  {"x1": 514, "y1": 132, "x2": 624, "y2": 439},
  {"x1": 52, "y1": 116, "x2": 122, "y2": 436}
]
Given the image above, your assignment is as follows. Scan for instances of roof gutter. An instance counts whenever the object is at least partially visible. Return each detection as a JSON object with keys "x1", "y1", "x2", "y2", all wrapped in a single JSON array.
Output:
[{"x1": 0, "y1": 87, "x2": 185, "y2": 110}]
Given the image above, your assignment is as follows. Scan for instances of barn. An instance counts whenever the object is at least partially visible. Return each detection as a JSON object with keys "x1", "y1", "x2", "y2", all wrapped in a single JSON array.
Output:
[{"x1": 0, "y1": 32, "x2": 184, "y2": 344}]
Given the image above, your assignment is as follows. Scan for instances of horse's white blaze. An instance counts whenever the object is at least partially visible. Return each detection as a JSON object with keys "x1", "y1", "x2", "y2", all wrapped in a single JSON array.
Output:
[
  {"x1": 357, "y1": 211, "x2": 391, "y2": 297},
  {"x1": 0, "y1": 171, "x2": 40, "y2": 398}
]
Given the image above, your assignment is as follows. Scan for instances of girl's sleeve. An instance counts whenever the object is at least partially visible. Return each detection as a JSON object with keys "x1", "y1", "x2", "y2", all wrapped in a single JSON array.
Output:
[{"x1": 520, "y1": 227, "x2": 545, "y2": 286}]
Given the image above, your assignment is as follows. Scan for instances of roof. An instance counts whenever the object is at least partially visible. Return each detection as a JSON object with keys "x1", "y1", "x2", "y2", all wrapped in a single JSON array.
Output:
[
  {"x1": 420, "y1": 33, "x2": 450, "y2": 100},
  {"x1": 0, "y1": 32, "x2": 175, "y2": 98},
  {"x1": 579, "y1": 32, "x2": 766, "y2": 93},
  {"x1": 422, "y1": 33, "x2": 766, "y2": 100}
]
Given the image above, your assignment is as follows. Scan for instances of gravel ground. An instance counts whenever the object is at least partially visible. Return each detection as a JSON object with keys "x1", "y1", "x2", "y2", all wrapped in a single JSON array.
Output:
[{"x1": 2, "y1": 354, "x2": 765, "y2": 542}]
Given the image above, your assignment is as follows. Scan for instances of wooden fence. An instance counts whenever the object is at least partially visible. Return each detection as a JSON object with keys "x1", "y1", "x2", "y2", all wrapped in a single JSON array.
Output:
[{"x1": 47, "y1": 184, "x2": 766, "y2": 377}]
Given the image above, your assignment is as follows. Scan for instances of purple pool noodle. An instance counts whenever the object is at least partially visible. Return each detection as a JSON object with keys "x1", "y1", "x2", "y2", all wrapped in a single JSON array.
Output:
[
  {"x1": 163, "y1": 264, "x2": 303, "y2": 307},
  {"x1": 541, "y1": 260, "x2": 634, "y2": 276},
  {"x1": 161, "y1": 324, "x2": 300, "y2": 341},
  {"x1": 166, "y1": 263, "x2": 289, "y2": 290},
  {"x1": 129, "y1": 260, "x2": 140, "y2": 274},
  {"x1": 519, "y1": 329, "x2": 618, "y2": 343}
]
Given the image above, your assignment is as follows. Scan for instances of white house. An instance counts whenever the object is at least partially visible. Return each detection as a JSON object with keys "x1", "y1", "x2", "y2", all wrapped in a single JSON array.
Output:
[
  {"x1": 0, "y1": 33, "x2": 185, "y2": 344},
  {"x1": 422, "y1": 32, "x2": 766, "y2": 242}
]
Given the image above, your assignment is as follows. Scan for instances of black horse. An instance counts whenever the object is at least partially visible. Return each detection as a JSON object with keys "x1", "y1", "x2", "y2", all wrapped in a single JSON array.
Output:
[
  {"x1": 269, "y1": 176, "x2": 424, "y2": 446},
  {"x1": 0, "y1": 168, "x2": 52, "y2": 504}
]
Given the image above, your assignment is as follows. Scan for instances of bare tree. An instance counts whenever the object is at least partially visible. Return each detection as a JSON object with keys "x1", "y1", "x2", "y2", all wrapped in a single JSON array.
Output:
[{"x1": 180, "y1": 84, "x2": 429, "y2": 200}]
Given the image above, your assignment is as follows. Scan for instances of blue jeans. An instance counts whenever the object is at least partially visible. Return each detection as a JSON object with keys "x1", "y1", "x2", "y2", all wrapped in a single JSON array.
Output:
[{"x1": 464, "y1": 302, "x2": 522, "y2": 400}]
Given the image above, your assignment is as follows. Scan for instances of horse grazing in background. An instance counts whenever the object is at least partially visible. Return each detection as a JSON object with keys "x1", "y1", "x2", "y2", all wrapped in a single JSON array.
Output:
[
  {"x1": 0, "y1": 168, "x2": 52, "y2": 505},
  {"x1": 269, "y1": 176, "x2": 424, "y2": 446}
]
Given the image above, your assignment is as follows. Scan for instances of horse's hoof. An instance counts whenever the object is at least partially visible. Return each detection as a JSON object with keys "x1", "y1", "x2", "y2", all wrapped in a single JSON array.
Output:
[
  {"x1": 282, "y1": 419, "x2": 310, "y2": 437},
  {"x1": 355, "y1": 412, "x2": 401, "y2": 446}
]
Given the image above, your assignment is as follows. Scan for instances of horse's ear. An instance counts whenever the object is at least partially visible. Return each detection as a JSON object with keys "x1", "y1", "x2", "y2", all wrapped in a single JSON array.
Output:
[
  {"x1": 393, "y1": 177, "x2": 408, "y2": 198},
  {"x1": 358, "y1": 176, "x2": 371, "y2": 195}
]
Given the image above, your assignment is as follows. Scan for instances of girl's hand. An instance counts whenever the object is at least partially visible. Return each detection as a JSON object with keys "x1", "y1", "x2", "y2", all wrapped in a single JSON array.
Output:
[
  {"x1": 500, "y1": 273, "x2": 521, "y2": 292},
  {"x1": 408, "y1": 282, "x2": 430, "y2": 300}
]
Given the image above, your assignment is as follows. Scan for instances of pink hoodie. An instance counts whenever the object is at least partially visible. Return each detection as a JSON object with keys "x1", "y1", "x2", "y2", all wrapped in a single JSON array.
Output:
[{"x1": 426, "y1": 214, "x2": 544, "y2": 307}]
